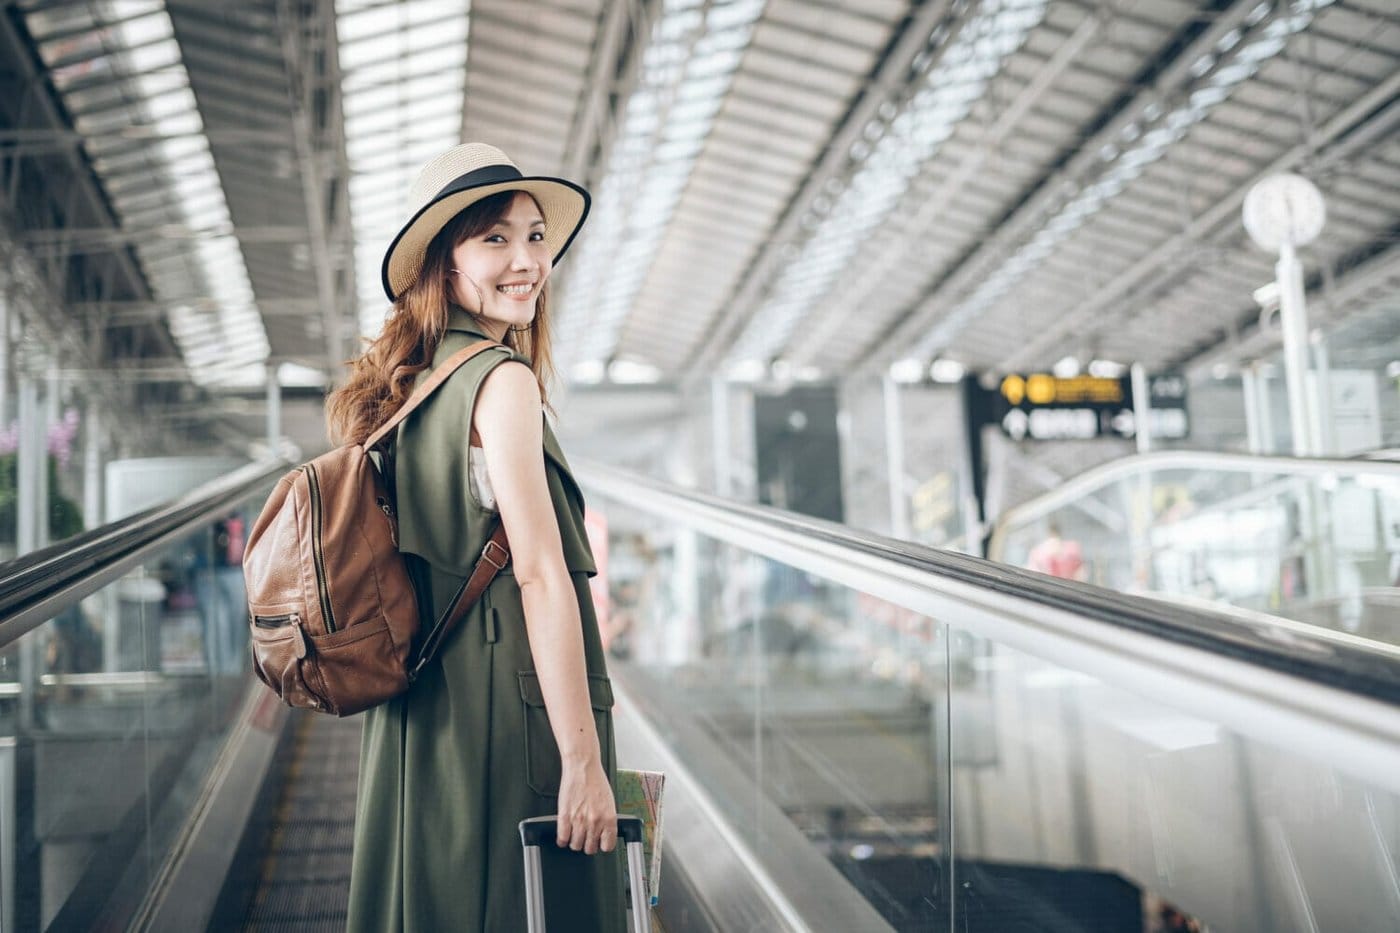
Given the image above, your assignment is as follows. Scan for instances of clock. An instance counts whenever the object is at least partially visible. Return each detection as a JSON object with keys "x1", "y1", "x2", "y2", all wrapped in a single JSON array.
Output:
[{"x1": 1243, "y1": 173, "x2": 1326, "y2": 251}]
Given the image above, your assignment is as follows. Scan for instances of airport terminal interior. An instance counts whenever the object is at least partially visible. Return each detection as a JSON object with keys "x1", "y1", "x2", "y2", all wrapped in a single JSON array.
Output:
[{"x1": 1, "y1": 0, "x2": 1398, "y2": 929}]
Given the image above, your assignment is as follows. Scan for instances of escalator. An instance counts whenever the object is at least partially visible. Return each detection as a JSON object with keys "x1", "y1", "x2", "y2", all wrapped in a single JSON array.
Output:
[
  {"x1": 1, "y1": 454, "x2": 1398, "y2": 931},
  {"x1": 229, "y1": 713, "x2": 361, "y2": 932}
]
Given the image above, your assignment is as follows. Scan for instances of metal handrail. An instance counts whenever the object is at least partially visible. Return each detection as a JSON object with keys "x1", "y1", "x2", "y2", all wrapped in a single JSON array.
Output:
[
  {"x1": 987, "y1": 449, "x2": 1400, "y2": 558},
  {"x1": 574, "y1": 459, "x2": 1400, "y2": 796},
  {"x1": 0, "y1": 458, "x2": 289, "y2": 648}
]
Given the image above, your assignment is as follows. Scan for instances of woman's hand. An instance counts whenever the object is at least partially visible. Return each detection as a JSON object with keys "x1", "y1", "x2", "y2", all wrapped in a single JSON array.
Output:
[{"x1": 555, "y1": 755, "x2": 617, "y2": 855}]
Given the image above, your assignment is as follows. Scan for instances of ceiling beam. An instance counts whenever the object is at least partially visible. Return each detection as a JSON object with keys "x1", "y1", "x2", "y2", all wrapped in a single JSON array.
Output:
[
  {"x1": 1004, "y1": 72, "x2": 1400, "y2": 371},
  {"x1": 0, "y1": 8, "x2": 188, "y2": 369},
  {"x1": 856, "y1": 0, "x2": 1273, "y2": 376},
  {"x1": 561, "y1": 0, "x2": 646, "y2": 188},
  {"x1": 21, "y1": 225, "x2": 310, "y2": 258},
  {"x1": 276, "y1": 0, "x2": 353, "y2": 371},
  {"x1": 680, "y1": 0, "x2": 959, "y2": 384},
  {"x1": 0, "y1": 127, "x2": 295, "y2": 149},
  {"x1": 1181, "y1": 237, "x2": 1400, "y2": 381},
  {"x1": 786, "y1": 6, "x2": 1106, "y2": 369},
  {"x1": 69, "y1": 297, "x2": 322, "y2": 323}
]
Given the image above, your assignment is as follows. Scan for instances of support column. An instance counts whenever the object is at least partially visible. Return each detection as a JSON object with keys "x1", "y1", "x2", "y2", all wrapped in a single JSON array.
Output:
[
  {"x1": 0, "y1": 286, "x2": 9, "y2": 425},
  {"x1": 83, "y1": 402, "x2": 102, "y2": 529},
  {"x1": 1277, "y1": 242, "x2": 1317, "y2": 456},
  {"x1": 1256, "y1": 364, "x2": 1276, "y2": 454},
  {"x1": 1242, "y1": 365, "x2": 1264, "y2": 455},
  {"x1": 883, "y1": 375, "x2": 909, "y2": 540},
  {"x1": 1310, "y1": 336, "x2": 1334, "y2": 456},
  {"x1": 1130, "y1": 363, "x2": 1152, "y2": 454},
  {"x1": 265, "y1": 362, "x2": 282, "y2": 455},
  {"x1": 958, "y1": 375, "x2": 988, "y2": 556},
  {"x1": 40, "y1": 366, "x2": 60, "y2": 548},
  {"x1": 16, "y1": 377, "x2": 39, "y2": 556},
  {"x1": 16, "y1": 377, "x2": 39, "y2": 732},
  {"x1": 710, "y1": 376, "x2": 731, "y2": 498}
]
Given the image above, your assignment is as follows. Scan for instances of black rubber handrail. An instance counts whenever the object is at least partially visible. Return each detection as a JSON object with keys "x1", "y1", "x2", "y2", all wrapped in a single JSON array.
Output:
[
  {"x1": 578, "y1": 462, "x2": 1400, "y2": 707},
  {"x1": 0, "y1": 458, "x2": 289, "y2": 648}
]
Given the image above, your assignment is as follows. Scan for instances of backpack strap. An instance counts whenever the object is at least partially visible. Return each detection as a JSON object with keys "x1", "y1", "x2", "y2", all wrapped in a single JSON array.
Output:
[
  {"x1": 409, "y1": 521, "x2": 510, "y2": 682},
  {"x1": 362, "y1": 338, "x2": 516, "y2": 679},
  {"x1": 364, "y1": 339, "x2": 504, "y2": 450}
]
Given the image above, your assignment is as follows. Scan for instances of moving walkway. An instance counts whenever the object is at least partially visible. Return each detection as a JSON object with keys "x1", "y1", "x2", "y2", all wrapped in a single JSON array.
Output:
[{"x1": 2, "y1": 453, "x2": 1398, "y2": 931}]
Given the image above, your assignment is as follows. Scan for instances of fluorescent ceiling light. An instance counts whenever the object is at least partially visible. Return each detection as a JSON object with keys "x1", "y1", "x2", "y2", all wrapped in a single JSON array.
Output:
[
  {"x1": 571, "y1": 360, "x2": 607, "y2": 385},
  {"x1": 929, "y1": 358, "x2": 966, "y2": 383},
  {"x1": 889, "y1": 358, "x2": 926, "y2": 383},
  {"x1": 608, "y1": 359, "x2": 663, "y2": 384}
]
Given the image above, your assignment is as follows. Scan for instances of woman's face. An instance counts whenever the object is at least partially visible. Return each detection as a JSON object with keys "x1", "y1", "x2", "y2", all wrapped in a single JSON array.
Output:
[{"x1": 448, "y1": 192, "x2": 551, "y2": 337}]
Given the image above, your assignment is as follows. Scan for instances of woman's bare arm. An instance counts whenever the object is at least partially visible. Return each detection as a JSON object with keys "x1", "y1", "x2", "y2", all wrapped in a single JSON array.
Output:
[{"x1": 475, "y1": 361, "x2": 616, "y2": 854}]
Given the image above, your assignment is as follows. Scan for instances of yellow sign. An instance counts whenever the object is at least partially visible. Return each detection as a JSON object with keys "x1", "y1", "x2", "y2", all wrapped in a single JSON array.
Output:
[
  {"x1": 1026, "y1": 373, "x2": 1057, "y2": 404},
  {"x1": 999, "y1": 373, "x2": 1124, "y2": 406}
]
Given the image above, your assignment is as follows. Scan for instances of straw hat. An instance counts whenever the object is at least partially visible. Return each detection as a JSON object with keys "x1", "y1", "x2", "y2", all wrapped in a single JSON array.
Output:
[{"x1": 380, "y1": 143, "x2": 590, "y2": 301}]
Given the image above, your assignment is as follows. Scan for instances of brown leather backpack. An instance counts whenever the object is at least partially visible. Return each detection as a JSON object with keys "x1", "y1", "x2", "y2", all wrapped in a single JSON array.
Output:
[{"x1": 243, "y1": 340, "x2": 510, "y2": 716}]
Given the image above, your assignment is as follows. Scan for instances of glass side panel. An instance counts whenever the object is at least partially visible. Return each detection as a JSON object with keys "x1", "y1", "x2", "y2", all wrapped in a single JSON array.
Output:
[
  {"x1": 997, "y1": 462, "x2": 1400, "y2": 643},
  {"x1": 0, "y1": 496, "x2": 263, "y2": 931},
  {"x1": 949, "y1": 634, "x2": 1400, "y2": 933},
  {"x1": 593, "y1": 488, "x2": 1400, "y2": 932},
  {"x1": 598, "y1": 500, "x2": 953, "y2": 930}
]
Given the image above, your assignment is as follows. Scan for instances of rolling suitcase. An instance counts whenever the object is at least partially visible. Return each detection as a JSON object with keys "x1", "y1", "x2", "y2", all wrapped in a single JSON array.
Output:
[{"x1": 519, "y1": 815, "x2": 652, "y2": 933}]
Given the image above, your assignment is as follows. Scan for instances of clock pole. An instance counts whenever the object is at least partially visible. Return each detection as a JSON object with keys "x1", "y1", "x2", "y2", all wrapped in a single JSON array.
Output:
[
  {"x1": 1276, "y1": 238, "x2": 1315, "y2": 456},
  {"x1": 1242, "y1": 173, "x2": 1327, "y2": 457}
]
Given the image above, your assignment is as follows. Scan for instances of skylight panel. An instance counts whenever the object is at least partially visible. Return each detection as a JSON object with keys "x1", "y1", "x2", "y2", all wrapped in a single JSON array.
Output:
[
  {"x1": 911, "y1": 0, "x2": 1337, "y2": 359},
  {"x1": 336, "y1": 0, "x2": 471, "y2": 337},
  {"x1": 727, "y1": 0, "x2": 1048, "y2": 369},
  {"x1": 22, "y1": 1, "x2": 270, "y2": 389},
  {"x1": 558, "y1": 0, "x2": 764, "y2": 380}
]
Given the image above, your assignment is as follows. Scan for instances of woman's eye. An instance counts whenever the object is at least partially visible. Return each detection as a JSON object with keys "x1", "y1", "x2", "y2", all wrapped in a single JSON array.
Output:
[
  {"x1": 484, "y1": 234, "x2": 505, "y2": 243},
  {"x1": 530, "y1": 231, "x2": 545, "y2": 242}
]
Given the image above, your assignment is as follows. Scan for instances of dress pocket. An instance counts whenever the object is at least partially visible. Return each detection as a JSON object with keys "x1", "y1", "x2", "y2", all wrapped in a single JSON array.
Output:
[{"x1": 517, "y1": 670, "x2": 614, "y2": 797}]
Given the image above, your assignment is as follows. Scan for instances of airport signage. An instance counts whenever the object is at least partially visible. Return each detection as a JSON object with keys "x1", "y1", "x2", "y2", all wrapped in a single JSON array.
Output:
[{"x1": 974, "y1": 371, "x2": 1190, "y2": 442}]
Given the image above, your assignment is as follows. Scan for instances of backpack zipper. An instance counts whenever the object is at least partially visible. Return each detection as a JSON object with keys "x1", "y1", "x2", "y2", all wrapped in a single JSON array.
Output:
[
  {"x1": 303, "y1": 465, "x2": 337, "y2": 632},
  {"x1": 253, "y1": 613, "x2": 296, "y2": 629},
  {"x1": 376, "y1": 496, "x2": 397, "y2": 546}
]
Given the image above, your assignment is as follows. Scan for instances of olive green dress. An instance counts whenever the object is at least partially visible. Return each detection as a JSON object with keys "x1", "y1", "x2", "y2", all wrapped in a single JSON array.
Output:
[{"x1": 347, "y1": 310, "x2": 624, "y2": 932}]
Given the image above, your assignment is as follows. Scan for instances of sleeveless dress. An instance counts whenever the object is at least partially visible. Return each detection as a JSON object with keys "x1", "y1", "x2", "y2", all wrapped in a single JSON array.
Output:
[{"x1": 346, "y1": 310, "x2": 624, "y2": 932}]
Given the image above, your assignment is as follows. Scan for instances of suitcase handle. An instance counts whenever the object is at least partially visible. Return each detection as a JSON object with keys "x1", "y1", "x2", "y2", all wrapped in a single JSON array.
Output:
[{"x1": 519, "y1": 814, "x2": 644, "y2": 847}]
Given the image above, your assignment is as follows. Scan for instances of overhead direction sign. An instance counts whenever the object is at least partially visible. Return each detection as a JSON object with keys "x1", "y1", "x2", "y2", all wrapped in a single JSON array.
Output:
[{"x1": 973, "y1": 371, "x2": 1189, "y2": 442}]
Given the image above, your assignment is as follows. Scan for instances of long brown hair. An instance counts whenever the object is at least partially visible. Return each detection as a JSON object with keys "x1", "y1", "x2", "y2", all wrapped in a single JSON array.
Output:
[{"x1": 327, "y1": 191, "x2": 558, "y2": 445}]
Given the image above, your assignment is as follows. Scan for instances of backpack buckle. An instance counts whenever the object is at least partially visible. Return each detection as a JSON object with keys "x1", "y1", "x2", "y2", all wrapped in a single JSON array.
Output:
[{"x1": 481, "y1": 539, "x2": 509, "y2": 570}]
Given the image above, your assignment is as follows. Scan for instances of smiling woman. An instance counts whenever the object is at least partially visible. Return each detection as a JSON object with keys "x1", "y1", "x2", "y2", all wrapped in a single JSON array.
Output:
[
  {"x1": 324, "y1": 143, "x2": 626, "y2": 933},
  {"x1": 446, "y1": 193, "x2": 552, "y2": 341}
]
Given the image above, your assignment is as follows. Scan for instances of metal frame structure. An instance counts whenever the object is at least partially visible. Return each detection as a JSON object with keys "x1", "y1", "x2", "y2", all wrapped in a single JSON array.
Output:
[{"x1": 0, "y1": 0, "x2": 1394, "y2": 462}]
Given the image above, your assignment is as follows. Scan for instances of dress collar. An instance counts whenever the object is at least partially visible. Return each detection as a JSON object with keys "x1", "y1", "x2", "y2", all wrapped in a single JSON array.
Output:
[{"x1": 446, "y1": 306, "x2": 493, "y2": 340}]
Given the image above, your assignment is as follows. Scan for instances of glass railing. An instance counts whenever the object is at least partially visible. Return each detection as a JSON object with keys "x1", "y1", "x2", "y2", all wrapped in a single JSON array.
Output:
[
  {"x1": 580, "y1": 461, "x2": 1400, "y2": 933},
  {"x1": 989, "y1": 451, "x2": 1400, "y2": 644},
  {"x1": 0, "y1": 460, "x2": 283, "y2": 931}
]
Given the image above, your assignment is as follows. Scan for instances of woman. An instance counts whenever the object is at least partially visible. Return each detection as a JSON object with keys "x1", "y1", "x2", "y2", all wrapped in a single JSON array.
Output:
[{"x1": 329, "y1": 143, "x2": 623, "y2": 932}]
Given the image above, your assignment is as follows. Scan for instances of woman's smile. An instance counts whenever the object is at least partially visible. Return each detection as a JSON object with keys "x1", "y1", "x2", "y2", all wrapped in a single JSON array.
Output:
[
  {"x1": 496, "y1": 281, "x2": 537, "y2": 299},
  {"x1": 449, "y1": 191, "x2": 551, "y2": 335}
]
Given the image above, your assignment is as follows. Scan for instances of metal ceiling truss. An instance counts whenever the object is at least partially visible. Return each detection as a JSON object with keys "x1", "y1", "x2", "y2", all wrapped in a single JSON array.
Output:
[
  {"x1": 858, "y1": 0, "x2": 1275, "y2": 374},
  {"x1": 683, "y1": 0, "x2": 962, "y2": 381},
  {"x1": 1010, "y1": 66, "x2": 1400, "y2": 372}
]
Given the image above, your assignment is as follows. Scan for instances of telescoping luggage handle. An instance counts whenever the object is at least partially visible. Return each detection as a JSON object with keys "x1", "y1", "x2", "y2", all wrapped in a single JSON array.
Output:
[{"x1": 519, "y1": 816, "x2": 651, "y2": 933}]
